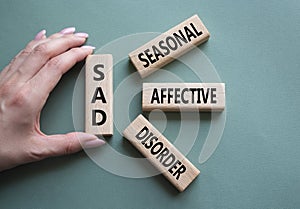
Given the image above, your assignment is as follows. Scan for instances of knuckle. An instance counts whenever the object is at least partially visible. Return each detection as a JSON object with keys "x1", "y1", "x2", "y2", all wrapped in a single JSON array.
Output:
[
  {"x1": 33, "y1": 43, "x2": 49, "y2": 56},
  {"x1": 8, "y1": 89, "x2": 30, "y2": 107},
  {"x1": 25, "y1": 40, "x2": 37, "y2": 49},
  {"x1": 64, "y1": 133, "x2": 78, "y2": 155},
  {"x1": 47, "y1": 57, "x2": 61, "y2": 69},
  {"x1": 0, "y1": 82, "x2": 12, "y2": 97},
  {"x1": 19, "y1": 49, "x2": 31, "y2": 57},
  {"x1": 8, "y1": 56, "x2": 17, "y2": 66}
]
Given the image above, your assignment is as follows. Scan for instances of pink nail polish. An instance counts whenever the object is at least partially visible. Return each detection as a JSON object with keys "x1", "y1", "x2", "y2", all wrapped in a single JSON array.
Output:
[
  {"x1": 81, "y1": 45, "x2": 96, "y2": 50},
  {"x1": 82, "y1": 138, "x2": 105, "y2": 149},
  {"x1": 75, "y1": 32, "x2": 89, "y2": 38},
  {"x1": 60, "y1": 27, "x2": 76, "y2": 34},
  {"x1": 34, "y1": 29, "x2": 46, "y2": 40}
]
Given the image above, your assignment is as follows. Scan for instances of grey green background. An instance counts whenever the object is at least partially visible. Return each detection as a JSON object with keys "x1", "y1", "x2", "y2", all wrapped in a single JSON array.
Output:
[{"x1": 0, "y1": 0, "x2": 299, "y2": 208}]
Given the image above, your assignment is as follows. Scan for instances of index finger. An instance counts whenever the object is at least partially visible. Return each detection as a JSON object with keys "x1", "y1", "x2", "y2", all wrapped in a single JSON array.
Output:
[
  {"x1": 15, "y1": 33, "x2": 89, "y2": 82},
  {"x1": 27, "y1": 45, "x2": 95, "y2": 111}
]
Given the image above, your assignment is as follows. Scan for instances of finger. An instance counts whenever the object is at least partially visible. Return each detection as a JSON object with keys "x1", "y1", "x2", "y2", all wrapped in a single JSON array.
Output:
[
  {"x1": 27, "y1": 46, "x2": 94, "y2": 109},
  {"x1": 6, "y1": 27, "x2": 77, "y2": 76},
  {"x1": 15, "y1": 29, "x2": 48, "y2": 63},
  {"x1": 10, "y1": 27, "x2": 77, "y2": 72},
  {"x1": 0, "y1": 38, "x2": 51, "y2": 85},
  {"x1": 46, "y1": 27, "x2": 76, "y2": 40},
  {"x1": 1, "y1": 27, "x2": 76, "y2": 84},
  {"x1": 0, "y1": 65, "x2": 10, "y2": 83},
  {"x1": 58, "y1": 27, "x2": 76, "y2": 35},
  {"x1": 34, "y1": 29, "x2": 47, "y2": 40},
  {"x1": 39, "y1": 132, "x2": 105, "y2": 158},
  {"x1": 16, "y1": 33, "x2": 89, "y2": 82},
  {"x1": 0, "y1": 30, "x2": 47, "y2": 81},
  {"x1": 9, "y1": 38, "x2": 47, "y2": 69}
]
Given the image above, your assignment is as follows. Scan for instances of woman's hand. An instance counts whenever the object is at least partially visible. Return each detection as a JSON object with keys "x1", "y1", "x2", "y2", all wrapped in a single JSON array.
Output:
[{"x1": 0, "y1": 27, "x2": 105, "y2": 171}]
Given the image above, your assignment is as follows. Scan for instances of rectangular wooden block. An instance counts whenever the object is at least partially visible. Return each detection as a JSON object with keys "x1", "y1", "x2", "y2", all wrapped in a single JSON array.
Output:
[
  {"x1": 143, "y1": 83, "x2": 225, "y2": 112},
  {"x1": 123, "y1": 114, "x2": 200, "y2": 192},
  {"x1": 85, "y1": 54, "x2": 113, "y2": 136},
  {"x1": 129, "y1": 14, "x2": 210, "y2": 78}
]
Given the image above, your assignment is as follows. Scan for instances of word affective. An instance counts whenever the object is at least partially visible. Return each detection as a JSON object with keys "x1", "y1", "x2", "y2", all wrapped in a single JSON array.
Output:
[
  {"x1": 123, "y1": 114, "x2": 200, "y2": 192},
  {"x1": 129, "y1": 14, "x2": 210, "y2": 78},
  {"x1": 85, "y1": 54, "x2": 113, "y2": 136},
  {"x1": 143, "y1": 83, "x2": 225, "y2": 112}
]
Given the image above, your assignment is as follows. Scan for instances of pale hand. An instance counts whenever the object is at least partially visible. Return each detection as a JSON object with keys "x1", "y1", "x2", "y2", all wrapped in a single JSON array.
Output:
[{"x1": 0, "y1": 27, "x2": 105, "y2": 171}]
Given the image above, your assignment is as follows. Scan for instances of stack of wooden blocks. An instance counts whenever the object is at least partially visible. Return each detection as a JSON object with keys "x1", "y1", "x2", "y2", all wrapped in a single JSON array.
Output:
[{"x1": 85, "y1": 14, "x2": 225, "y2": 192}]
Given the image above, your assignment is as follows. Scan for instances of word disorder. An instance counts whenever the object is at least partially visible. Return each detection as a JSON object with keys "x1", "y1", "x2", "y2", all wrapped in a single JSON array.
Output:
[
  {"x1": 85, "y1": 55, "x2": 113, "y2": 136},
  {"x1": 129, "y1": 14, "x2": 210, "y2": 78},
  {"x1": 123, "y1": 114, "x2": 200, "y2": 192},
  {"x1": 143, "y1": 83, "x2": 225, "y2": 111}
]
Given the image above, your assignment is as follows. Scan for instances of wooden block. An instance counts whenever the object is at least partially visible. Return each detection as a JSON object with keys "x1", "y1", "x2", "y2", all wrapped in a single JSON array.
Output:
[
  {"x1": 129, "y1": 14, "x2": 210, "y2": 78},
  {"x1": 123, "y1": 114, "x2": 200, "y2": 192},
  {"x1": 85, "y1": 54, "x2": 113, "y2": 136},
  {"x1": 143, "y1": 83, "x2": 225, "y2": 112}
]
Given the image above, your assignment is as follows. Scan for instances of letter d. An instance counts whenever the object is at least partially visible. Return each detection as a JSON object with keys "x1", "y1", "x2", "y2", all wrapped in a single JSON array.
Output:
[
  {"x1": 92, "y1": 109, "x2": 107, "y2": 126},
  {"x1": 135, "y1": 126, "x2": 149, "y2": 140},
  {"x1": 162, "y1": 153, "x2": 176, "y2": 167}
]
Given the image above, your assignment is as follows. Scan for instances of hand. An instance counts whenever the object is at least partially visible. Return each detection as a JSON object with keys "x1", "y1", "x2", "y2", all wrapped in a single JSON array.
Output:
[{"x1": 0, "y1": 27, "x2": 105, "y2": 171}]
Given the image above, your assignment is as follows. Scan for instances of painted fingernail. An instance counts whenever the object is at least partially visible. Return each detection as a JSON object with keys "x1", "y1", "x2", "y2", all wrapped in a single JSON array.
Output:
[
  {"x1": 75, "y1": 132, "x2": 105, "y2": 149},
  {"x1": 34, "y1": 29, "x2": 46, "y2": 40},
  {"x1": 81, "y1": 45, "x2": 96, "y2": 50},
  {"x1": 60, "y1": 27, "x2": 76, "y2": 34},
  {"x1": 75, "y1": 32, "x2": 89, "y2": 38},
  {"x1": 82, "y1": 138, "x2": 106, "y2": 149}
]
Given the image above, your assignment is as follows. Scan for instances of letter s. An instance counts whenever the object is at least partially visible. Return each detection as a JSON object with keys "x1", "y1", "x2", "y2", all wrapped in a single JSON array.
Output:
[
  {"x1": 138, "y1": 53, "x2": 150, "y2": 68},
  {"x1": 93, "y1": 64, "x2": 105, "y2": 81}
]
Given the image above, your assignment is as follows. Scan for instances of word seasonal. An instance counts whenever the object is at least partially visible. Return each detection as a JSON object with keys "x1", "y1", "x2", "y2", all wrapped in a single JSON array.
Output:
[
  {"x1": 143, "y1": 83, "x2": 225, "y2": 112},
  {"x1": 123, "y1": 114, "x2": 200, "y2": 192},
  {"x1": 129, "y1": 14, "x2": 210, "y2": 78},
  {"x1": 85, "y1": 54, "x2": 113, "y2": 136}
]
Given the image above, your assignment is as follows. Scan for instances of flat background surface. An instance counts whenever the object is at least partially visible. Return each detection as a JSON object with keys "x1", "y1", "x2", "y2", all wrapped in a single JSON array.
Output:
[{"x1": 0, "y1": 0, "x2": 299, "y2": 208}]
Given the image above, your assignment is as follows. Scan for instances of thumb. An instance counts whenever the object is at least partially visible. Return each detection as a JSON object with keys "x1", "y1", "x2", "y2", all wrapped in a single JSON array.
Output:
[{"x1": 44, "y1": 132, "x2": 106, "y2": 157}]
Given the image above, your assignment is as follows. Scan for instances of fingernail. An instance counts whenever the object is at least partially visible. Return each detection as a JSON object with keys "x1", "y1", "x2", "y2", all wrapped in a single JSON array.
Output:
[
  {"x1": 34, "y1": 29, "x2": 46, "y2": 40},
  {"x1": 60, "y1": 27, "x2": 76, "y2": 34},
  {"x1": 75, "y1": 32, "x2": 89, "y2": 38},
  {"x1": 82, "y1": 138, "x2": 106, "y2": 149},
  {"x1": 81, "y1": 45, "x2": 96, "y2": 50},
  {"x1": 77, "y1": 133, "x2": 105, "y2": 149}
]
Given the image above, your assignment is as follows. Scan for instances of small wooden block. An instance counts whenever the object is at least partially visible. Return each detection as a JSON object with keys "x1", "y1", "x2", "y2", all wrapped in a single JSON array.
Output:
[
  {"x1": 123, "y1": 114, "x2": 200, "y2": 192},
  {"x1": 143, "y1": 83, "x2": 225, "y2": 112},
  {"x1": 129, "y1": 14, "x2": 210, "y2": 78},
  {"x1": 85, "y1": 54, "x2": 113, "y2": 136}
]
